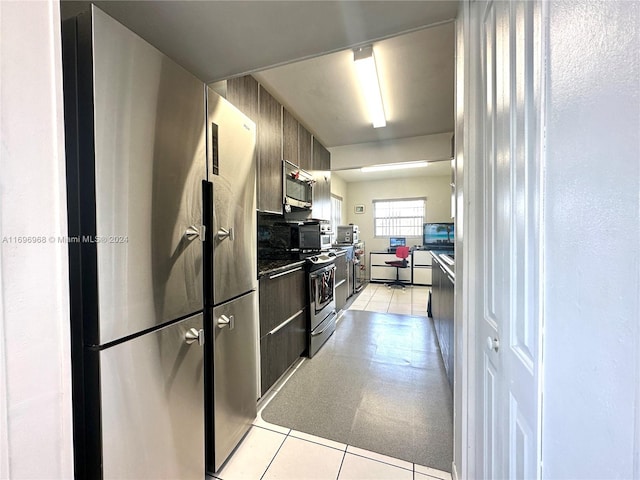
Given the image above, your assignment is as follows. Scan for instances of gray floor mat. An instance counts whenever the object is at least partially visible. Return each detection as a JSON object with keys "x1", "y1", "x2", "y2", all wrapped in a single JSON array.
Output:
[{"x1": 261, "y1": 310, "x2": 453, "y2": 472}]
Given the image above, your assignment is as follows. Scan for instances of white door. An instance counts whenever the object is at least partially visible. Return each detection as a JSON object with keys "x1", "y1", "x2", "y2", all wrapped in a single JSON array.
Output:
[{"x1": 472, "y1": 1, "x2": 543, "y2": 478}]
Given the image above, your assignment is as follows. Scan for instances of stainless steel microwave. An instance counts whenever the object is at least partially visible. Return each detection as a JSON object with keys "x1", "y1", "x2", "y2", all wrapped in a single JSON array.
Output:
[
  {"x1": 336, "y1": 225, "x2": 359, "y2": 244},
  {"x1": 284, "y1": 161, "x2": 313, "y2": 210},
  {"x1": 269, "y1": 221, "x2": 322, "y2": 252}
]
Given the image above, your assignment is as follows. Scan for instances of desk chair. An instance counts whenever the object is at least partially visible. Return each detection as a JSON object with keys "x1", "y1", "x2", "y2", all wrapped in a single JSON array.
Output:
[{"x1": 385, "y1": 246, "x2": 410, "y2": 289}]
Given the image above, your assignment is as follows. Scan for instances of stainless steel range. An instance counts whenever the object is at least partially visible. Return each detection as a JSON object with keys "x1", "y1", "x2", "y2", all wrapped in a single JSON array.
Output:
[{"x1": 306, "y1": 253, "x2": 337, "y2": 357}]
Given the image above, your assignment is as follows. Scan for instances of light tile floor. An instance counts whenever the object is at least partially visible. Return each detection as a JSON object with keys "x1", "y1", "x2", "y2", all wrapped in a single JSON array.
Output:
[
  {"x1": 210, "y1": 284, "x2": 448, "y2": 480},
  {"x1": 348, "y1": 282, "x2": 430, "y2": 316}
]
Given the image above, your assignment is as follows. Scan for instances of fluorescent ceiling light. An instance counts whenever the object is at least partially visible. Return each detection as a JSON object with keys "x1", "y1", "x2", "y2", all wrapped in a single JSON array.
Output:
[
  {"x1": 353, "y1": 46, "x2": 386, "y2": 128},
  {"x1": 361, "y1": 161, "x2": 430, "y2": 173}
]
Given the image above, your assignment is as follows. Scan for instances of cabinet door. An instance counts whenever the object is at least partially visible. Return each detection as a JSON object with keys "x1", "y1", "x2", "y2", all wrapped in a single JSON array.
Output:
[
  {"x1": 412, "y1": 266, "x2": 432, "y2": 285},
  {"x1": 298, "y1": 124, "x2": 312, "y2": 171},
  {"x1": 282, "y1": 107, "x2": 298, "y2": 166},
  {"x1": 226, "y1": 75, "x2": 258, "y2": 123},
  {"x1": 258, "y1": 267, "x2": 306, "y2": 337},
  {"x1": 260, "y1": 309, "x2": 306, "y2": 395},
  {"x1": 309, "y1": 171, "x2": 330, "y2": 221},
  {"x1": 334, "y1": 254, "x2": 347, "y2": 283},
  {"x1": 312, "y1": 137, "x2": 331, "y2": 170},
  {"x1": 258, "y1": 86, "x2": 283, "y2": 213}
]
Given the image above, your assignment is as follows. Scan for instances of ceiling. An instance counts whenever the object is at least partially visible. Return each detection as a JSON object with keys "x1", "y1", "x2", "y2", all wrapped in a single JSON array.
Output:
[
  {"x1": 91, "y1": 1, "x2": 458, "y2": 84},
  {"x1": 333, "y1": 159, "x2": 451, "y2": 183},
  {"x1": 254, "y1": 22, "x2": 455, "y2": 147},
  {"x1": 87, "y1": 1, "x2": 458, "y2": 182}
]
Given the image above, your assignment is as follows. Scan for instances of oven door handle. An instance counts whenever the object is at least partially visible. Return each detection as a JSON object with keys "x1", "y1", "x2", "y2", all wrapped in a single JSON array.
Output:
[{"x1": 310, "y1": 264, "x2": 336, "y2": 279}]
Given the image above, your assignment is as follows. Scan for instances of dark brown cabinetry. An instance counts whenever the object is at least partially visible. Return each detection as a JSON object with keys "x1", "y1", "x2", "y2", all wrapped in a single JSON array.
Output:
[
  {"x1": 311, "y1": 137, "x2": 331, "y2": 221},
  {"x1": 282, "y1": 107, "x2": 298, "y2": 166},
  {"x1": 431, "y1": 255, "x2": 454, "y2": 390},
  {"x1": 311, "y1": 171, "x2": 331, "y2": 222},
  {"x1": 258, "y1": 86, "x2": 283, "y2": 214},
  {"x1": 298, "y1": 124, "x2": 312, "y2": 171},
  {"x1": 259, "y1": 266, "x2": 307, "y2": 395},
  {"x1": 312, "y1": 137, "x2": 331, "y2": 170},
  {"x1": 226, "y1": 75, "x2": 258, "y2": 123},
  {"x1": 224, "y1": 76, "x2": 332, "y2": 216}
]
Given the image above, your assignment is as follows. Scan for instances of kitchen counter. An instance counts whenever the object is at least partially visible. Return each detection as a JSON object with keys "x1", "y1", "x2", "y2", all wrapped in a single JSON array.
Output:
[
  {"x1": 258, "y1": 259, "x2": 305, "y2": 278},
  {"x1": 431, "y1": 252, "x2": 455, "y2": 282}
]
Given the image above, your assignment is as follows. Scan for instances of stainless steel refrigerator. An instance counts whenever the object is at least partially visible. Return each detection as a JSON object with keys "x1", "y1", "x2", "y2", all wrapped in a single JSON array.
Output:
[
  {"x1": 63, "y1": 7, "x2": 207, "y2": 479},
  {"x1": 204, "y1": 89, "x2": 258, "y2": 474}
]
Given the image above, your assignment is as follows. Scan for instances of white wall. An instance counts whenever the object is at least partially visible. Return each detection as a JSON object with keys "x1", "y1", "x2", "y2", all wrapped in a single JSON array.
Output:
[
  {"x1": 542, "y1": 1, "x2": 639, "y2": 478},
  {"x1": 330, "y1": 132, "x2": 453, "y2": 170},
  {"x1": 0, "y1": 1, "x2": 74, "y2": 478},
  {"x1": 345, "y1": 175, "x2": 451, "y2": 255}
]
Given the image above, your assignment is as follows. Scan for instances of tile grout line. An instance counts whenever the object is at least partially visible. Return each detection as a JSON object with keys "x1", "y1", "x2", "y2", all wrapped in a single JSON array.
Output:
[
  {"x1": 335, "y1": 449, "x2": 348, "y2": 480},
  {"x1": 252, "y1": 423, "x2": 290, "y2": 436},
  {"x1": 345, "y1": 449, "x2": 414, "y2": 473},
  {"x1": 287, "y1": 430, "x2": 347, "y2": 453},
  {"x1": 258, "y1": 432, "x2": 288, "y2": 480}
]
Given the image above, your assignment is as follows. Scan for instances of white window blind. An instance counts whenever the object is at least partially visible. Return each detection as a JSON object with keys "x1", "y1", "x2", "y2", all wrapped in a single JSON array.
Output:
[
  {"x1": 331, "y1": 195, "x2": 342, "y2": 240},
  {"x1": 373, "y1": 198, "x2": 425, "y2": 237}
]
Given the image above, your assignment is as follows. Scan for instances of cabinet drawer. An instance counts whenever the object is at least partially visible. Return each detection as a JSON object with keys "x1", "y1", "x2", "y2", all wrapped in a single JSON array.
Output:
[
  {"x1": 370, "y1": 265, "x2": 411, "y2": 282},
  {"x1": 412, "y1": 266, "x2": 432, "y2": 285},
  {"x1": 260, "y1": 309, "x2": 306, "y2": 395},
  {"x1": 259, "y1": 267, "x2": 306, "y2": 336},
  {"x1": 412, "y1": 250, "x2": 433, "y2": 266},
  {"x1": 370, "y1": 253, "x2": 412, "y2": 267}
]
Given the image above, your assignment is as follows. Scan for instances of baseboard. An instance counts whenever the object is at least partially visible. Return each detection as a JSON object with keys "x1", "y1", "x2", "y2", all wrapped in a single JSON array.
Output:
[{"x1": 452, "y1": 461, "x2": 460, "y2": 480}]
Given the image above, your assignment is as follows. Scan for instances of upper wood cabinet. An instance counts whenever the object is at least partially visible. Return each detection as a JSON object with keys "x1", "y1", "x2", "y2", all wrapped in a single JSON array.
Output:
[
  {"x1": 312, "y1": 137, "x2": 331, "y2": 170},
  {"x1": 298, "y1": 124, "x2": 312, "y2": 171},
  {"x1": 282, "y1": 107, "x2": 298, "y2": 166},
  {"x1": 226, "y1": 75, "x2": 258, "y2": 123},
  {"x1": 258, "y1": 86, "x2": 283, "y2": 214}
]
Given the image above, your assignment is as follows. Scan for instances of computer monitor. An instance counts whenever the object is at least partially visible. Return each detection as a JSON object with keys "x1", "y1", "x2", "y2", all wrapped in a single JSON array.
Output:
[
  {"x1": 423, "y1": 223, "x2": 454, "y2": 247},
  {"x1": 389, "y1": 237, "x2": 406, "y2": 248}
]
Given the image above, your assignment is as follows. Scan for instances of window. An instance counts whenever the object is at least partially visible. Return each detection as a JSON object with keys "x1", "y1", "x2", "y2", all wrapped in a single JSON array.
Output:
[
  {"x1": 373, "y1": 198, "x2": 425, "y2": 237},
  {"x1": 331, "y1": 195, "x2": 342, "y2": 240}
]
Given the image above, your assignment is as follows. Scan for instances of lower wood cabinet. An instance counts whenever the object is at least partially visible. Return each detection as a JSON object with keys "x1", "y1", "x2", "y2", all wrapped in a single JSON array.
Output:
[
  {"x1": 259, "y1": 309, "x2": 306, "y2": 396},
  {"x1": 431, "y1": 256, "x2": 454, "y2": 390},
  {"x1": 258, "y1": 266, "x2": 307, "y2": 395}
]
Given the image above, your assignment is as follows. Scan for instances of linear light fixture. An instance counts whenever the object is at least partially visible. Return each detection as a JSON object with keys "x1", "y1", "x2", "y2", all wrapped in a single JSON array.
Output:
[
  {"x1": 353, "y1": 46, "x2": 386, "y2": 128},
  {"x1": 361, "y1": 161, "x2": 430, "y2": 173}
]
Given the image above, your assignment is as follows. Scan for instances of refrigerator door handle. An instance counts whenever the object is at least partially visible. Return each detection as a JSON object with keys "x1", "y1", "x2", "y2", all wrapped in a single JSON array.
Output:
[
  {"x1": 185, "y1": 327, "x2": 205, "y2": 346},
  {"x1": 185, "y1": 225, "x2": 206, "y2": 242},
  {"x1": 217, "y1": 227, "x2": 234, "y2": 241},
  {"x1": 217, "y1": 314, "x2": 235, "y2": 330}
]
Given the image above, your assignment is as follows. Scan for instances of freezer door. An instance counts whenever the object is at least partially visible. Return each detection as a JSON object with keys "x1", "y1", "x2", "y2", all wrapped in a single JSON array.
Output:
[
  {"x1": 100, "y1": 313, "x2": 204, "y2": 480},
  {"x1": 211, "y1": 291, "x2": 258, "y2": 472},
  {"x1": 92, "y1": 7, "x2": 206, "y2": 344},
  {"x1": 207, "y1": 89, "x2": 257, "y2": 305}
]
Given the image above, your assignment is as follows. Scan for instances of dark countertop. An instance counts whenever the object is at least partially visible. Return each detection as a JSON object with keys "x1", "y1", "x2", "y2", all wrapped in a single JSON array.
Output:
[{"x1": 258, "y1": 259, "x2": 305, "y2": 278}]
